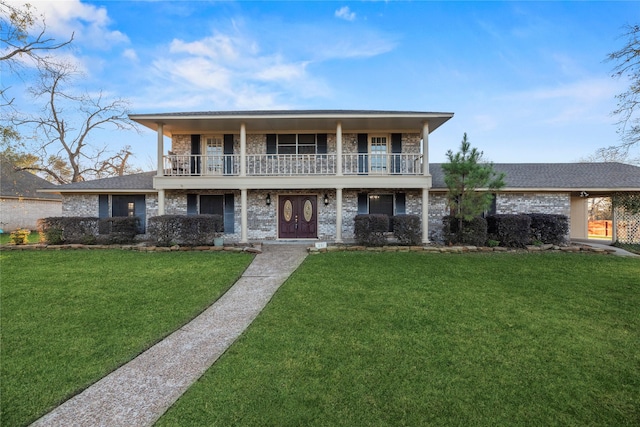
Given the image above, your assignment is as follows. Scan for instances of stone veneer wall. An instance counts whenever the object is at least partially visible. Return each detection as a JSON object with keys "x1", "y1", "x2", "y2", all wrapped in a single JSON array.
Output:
[
  {"x1": 496, "y1": 193, "x2": 571, "y2": 217},
  {"x1": 62, "y1": 193, "x2": 157, "y2": 236}
]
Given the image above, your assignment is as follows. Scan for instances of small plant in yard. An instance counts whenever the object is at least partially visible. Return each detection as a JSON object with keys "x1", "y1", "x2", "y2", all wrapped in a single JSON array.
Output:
[{"x1": 9, "y1": 228, "x2": 30, "y2": 245}]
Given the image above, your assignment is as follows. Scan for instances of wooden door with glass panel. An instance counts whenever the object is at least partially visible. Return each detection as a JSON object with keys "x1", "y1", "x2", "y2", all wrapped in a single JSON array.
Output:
[{"x1": 278, "y1": 195, "x2": 317, "y2": 239}]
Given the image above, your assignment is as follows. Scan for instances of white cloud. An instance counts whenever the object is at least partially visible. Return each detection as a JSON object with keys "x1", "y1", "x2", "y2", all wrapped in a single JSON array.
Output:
[
  {"x1": 335, "y1": 6, "x2": 356, "y2": 22},
  {"x1": 29, "y1": 0, "x2": 129, "y2": 49},
  {"x1": 122, "y1": 49, "x2": 138, "y2": 62}
]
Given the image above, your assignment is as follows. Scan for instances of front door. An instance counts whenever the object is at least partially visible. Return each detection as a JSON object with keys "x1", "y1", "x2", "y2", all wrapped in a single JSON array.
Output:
[{"x1": 279, "y1": 195, "x2": 317, "y2": 239}]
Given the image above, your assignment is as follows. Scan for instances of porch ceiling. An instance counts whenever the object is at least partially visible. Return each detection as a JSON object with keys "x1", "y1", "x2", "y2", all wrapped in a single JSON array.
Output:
[{"x1": 129, "y1": 110, "x2": 454, "y2": 136}]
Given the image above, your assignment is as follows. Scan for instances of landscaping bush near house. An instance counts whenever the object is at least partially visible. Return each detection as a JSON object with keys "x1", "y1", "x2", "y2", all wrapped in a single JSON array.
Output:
[
  {"x1": 9, "y1": 229, "x2": 30, "y2": 245},
  {"x1": 38, "y1": 217, "x2": 99, "y2": 245},
  {"x1": 487, "y1": 214, "x2": 531, "y2": 248},
  {"x1": 527, "y1": 213, "x2": 569, "y2": 245},
  {"x1": 442, "y1": 215, "x2": 488, "y2": 247},
  {"x1": 392, "y1": 215, "x2": 421, "y2": 246},
  {"x1": 354, "y1": 214, "x2": 389, "y2": 246},
  {"x1": 148, "y1": 214, "x2": 224, "y2": 246},
  {"x1": 97, "y1": 217, "x2": 139, "y2": 244}
]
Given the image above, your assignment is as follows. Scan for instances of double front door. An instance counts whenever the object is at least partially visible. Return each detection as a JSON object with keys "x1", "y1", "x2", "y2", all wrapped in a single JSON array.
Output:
[{"x1": 278, "y1": 195, "x2": 317, "y2": 239}]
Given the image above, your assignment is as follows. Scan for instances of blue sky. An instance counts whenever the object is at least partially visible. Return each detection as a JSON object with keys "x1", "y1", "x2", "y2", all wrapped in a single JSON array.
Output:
[{"x1": 6, "y1": 1, "x2": 640, "y2": 169}]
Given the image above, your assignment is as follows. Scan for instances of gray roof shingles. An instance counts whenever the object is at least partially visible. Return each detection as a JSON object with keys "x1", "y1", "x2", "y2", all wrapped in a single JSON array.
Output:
[
  {"x1": 0, "y1": 161, "x2": 61, "y2": 200},
  {"x1": 430, "y1": 162, "x2": 640, "y2": 190}
]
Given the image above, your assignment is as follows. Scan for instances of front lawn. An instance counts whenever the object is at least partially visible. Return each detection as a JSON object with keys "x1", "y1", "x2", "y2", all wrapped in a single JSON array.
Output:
[
  {"x1": 158, "y1": 252, "x2": 640, "y2": 426},
  {"x1": 0, "y1": 250, "x2": 253, "y2": 427}
]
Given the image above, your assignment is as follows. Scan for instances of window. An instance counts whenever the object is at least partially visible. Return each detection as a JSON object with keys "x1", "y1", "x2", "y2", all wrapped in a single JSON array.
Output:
[
  {"x1": 187, "y1": 193, "x2": 235, "y2": 233},
  {"x1": 277, "y1": 134, "x2": 318, "y2": 154},
  {"x1": 358, "y1": 192, "x2": 398, "y2": 232},
  {"x1": 204, "y1": 136, "x2": 223, "y2": 174},
  {"x1": 110, "y1": 195, "x2": 146, "y2": 233},
  {"x1": 370, "y1": 136, "x2": 388, "y2": 173}
]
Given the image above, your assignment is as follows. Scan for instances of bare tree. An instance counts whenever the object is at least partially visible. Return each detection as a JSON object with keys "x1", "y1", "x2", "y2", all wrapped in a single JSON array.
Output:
[
  {"x1": 580, "y1": 145, "x2": 640, "y2": 166},
  {"x1": 1, "y1": 1, "x2": 73, "y2": 100},
  {"x1": 607, "y1": 24, "x2": 640, "y2": 150},
  {"x1": 12, "y1": 61, "x2": 139, "y2": 183}
]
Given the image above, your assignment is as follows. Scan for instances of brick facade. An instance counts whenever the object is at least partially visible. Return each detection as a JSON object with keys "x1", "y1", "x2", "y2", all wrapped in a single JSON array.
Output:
[
  {"x1": 58, "y1": 189, "x2": 579, "y2": 243},
  {"x1": 0, "y1": 198, "x2": 62, "y2": 231}
]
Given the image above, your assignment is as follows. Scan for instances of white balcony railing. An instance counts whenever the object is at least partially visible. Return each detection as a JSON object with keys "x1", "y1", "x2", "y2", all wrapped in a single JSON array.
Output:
[
  {"x1": 342, "y1": 153, "x2": 423, "y2": 175},
  {"x1": 163, "y1": 153, "x2": 423, "y2": 176}
]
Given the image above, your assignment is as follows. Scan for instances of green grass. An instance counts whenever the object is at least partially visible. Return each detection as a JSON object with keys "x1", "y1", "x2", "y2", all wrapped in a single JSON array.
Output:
[
  {"x1": 0, "y1": 250, "x2": 253, "y2": 427},
  {"x1": 157, "y1": 252, "x2": 640, "y2": 427},
  {"x1": 0, "y1": 231, "x2": 42, "y2": 245}
]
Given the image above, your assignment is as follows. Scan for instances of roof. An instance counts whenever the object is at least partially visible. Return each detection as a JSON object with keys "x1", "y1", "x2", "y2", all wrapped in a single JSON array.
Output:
[
  {"x1": 430, "y1": 162, "x2": 640, "y2": 191},
  {"x1": 41, "y1": 163, "x2": 640, "y2": 194},
  {"x1": 39, "y1": 171, "x2": 156, "y2": 193},
  {"x1": 0, "y1": 160, "x2": 61, "y2": 200},
  {"x1": 129, "y1": 109, "x2": 455, "y2": 136}
]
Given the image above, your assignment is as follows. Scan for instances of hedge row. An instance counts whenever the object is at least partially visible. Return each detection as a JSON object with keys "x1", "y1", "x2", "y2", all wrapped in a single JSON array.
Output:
[
  {"x1": 443, "y1": 213, "x2": 569, "y2": 248},
  {"x1": 147, "y1": 215, "x2": 223, "y2": 247},
  {"x1": 354, "y1": 214, "x2": 422, "y2": 246},
  {"x1": 38, "y1": 217, "x2": 140, "y2": 245}
]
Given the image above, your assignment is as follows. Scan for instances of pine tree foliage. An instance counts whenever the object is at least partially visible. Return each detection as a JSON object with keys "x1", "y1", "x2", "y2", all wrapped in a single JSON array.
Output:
[{"x1": 442, "y1": 133, "x2": 506, "y2": 231}]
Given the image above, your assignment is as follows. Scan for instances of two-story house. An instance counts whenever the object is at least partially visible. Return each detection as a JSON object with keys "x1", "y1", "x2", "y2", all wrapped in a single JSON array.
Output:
[
  {"x1": 40, "y1": 110, "x2": 640, "y2": 245},
  {"x1": 129, "y1": 110, "x2": 453, "y2": 243}
]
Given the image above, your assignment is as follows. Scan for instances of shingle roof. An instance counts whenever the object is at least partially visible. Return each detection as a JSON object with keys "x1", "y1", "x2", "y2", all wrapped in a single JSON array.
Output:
[
  {"x1": 430, "y1": 162, "x2": 640, "y2": 190},
  {"x1": 0, "y1": 160, "x2": 61, "y2": 200},
  {"x1": 45, "y1": 171, "x2": 156, "y2": 192}
]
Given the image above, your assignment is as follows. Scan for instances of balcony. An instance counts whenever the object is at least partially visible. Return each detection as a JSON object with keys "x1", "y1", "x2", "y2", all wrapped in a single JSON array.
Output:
[{"x1": 163, "y1": 153, "x2": 424, "y2": 176}]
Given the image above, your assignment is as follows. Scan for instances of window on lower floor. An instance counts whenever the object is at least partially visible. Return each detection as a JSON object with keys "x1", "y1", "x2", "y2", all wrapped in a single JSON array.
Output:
[
  {"x1": 187, "y1": 193, "x2": 235, "y2": 233},
  {"x1": 100, "y1": 194, "x2": 146, "y2": 233},
  {"x1": 357, "y1": 192, "x2": 405, "y2": 232}
]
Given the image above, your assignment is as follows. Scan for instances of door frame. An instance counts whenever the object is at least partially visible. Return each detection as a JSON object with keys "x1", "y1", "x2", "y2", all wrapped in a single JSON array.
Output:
[{"x1": 277, "y1": 194, "x2": 318, "y2": 239}]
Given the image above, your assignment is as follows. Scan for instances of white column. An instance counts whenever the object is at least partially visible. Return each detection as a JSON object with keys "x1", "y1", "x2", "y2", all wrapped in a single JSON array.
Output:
[
  {"x1": 422, "y1": 121, "x2": 430, "y2": 176},
  {"x1": 157, "y1": 189, "x2": 165, "y2": 215},
  {"x1": 157, "y1": 122, "x2": 164, "y2": 176},
  {"x1": 240, "y1": 122, "x2": 246, "y2": 177},
  {"x1": 240, "y1": 188, "x2": 248, "y2": 243},
  {"x1": 335, "y1": 188, "x2": 343, "y2": 243},
  {"x1": 422, "y1": 188, "x2": 430, "y2": 244},
  {"x1": 336, "y1": 121, "x2": 343, "y2": 176}
]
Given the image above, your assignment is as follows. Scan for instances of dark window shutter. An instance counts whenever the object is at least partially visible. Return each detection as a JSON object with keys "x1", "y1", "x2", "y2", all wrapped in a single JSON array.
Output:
[
  {"x1": 357, "y1": 133, "x2": 368, "y2": 153},
  {"x1": 266, "y1": 134, "x2": 277, "y2": 154},
  {"x1": 99, "y1": 195, "x2": 109, "y2": 218},
  {"x1": 134, "y1": 195, "x2": 146, "y2": 233},
  {"x1": 357, "y1": 192, "x2": 368, "y2": 214},
  {"x1": 392, "y1": 133, "x2": 402, "y2": 174},
  {"x1": 191, "y1": 135, "x2": 201, "y2": 175},
  {"x1": 391, "y1": 133, "x2": 402, "y2": 153},
  {"x1": 224, "y1": 193, "x2": 235, "y2": 233},
  {"x1": 187, "y1": 194, "x2": 197, "y2": 215},
  {"x1": 395, "y1": 192, "x2": 406, "y2": 215},
  {"x1": 224, "y1": 134, "x2": 234, "y2": 174},
  {"x1": 317, "y1": 133, "x2": 327, "y2": 154},
  {"x1": 357, "y1": 133, "x2": 368, "y2": 174}
]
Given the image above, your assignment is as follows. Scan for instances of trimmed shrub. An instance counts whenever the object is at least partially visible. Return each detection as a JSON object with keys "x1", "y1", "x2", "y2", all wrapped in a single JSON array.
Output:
[
  {"x1": 98, "y1": 217, "x2": 139, "y2": 244},
  {"x1": 486, "y1": 214, "x2": 531, "y2": 248},
  {"x1": 442, "y1": 215, "x2": 488, "y2": 246},
  {"x1": 354, "y1": 214, "x2": 389, "y2": 246},
  {"x1": 392, "y1": 214, "x2": 422, "y2": 246},
  {"x1": 38, "y1": 217, "x2": 99, "y2": 244},
  {"x1": 9, "y1": 228, "x2": 30, "y2": 245},
  {"x1": 148, "y1": 214, "x2": 224, "y2": 246},
  {"x1": 527, "y1": 213, "x2": 569, "y2": 245}
]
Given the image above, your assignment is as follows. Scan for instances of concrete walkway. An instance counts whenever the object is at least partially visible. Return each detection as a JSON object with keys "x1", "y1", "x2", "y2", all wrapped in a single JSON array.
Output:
[
  {"x1": 572, "y1": 240, "x2": 640, "y2": 258},
  {"x1": 31, "y1": 244, "x2": 308, "y2": 427}
]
